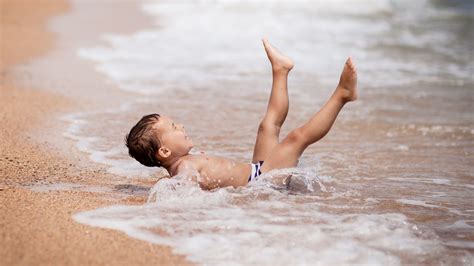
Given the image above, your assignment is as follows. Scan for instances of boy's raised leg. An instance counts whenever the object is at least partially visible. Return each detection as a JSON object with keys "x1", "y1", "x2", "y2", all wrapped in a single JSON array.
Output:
[
  {"x1": 252, "y1": 39, "x2": 294, "y2": 163},
  {"x1": 261, "y1": 57, "x2": 358, "y2": 172}
]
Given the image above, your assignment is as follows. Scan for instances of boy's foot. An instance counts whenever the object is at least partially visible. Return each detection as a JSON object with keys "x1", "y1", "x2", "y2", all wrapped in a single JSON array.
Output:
[
  {"x1": 262, "y1": 38, "x2": 294, "y2": 73},
  {"x1": 337, "y1": 57, "x2": 358, "y2": 102}
]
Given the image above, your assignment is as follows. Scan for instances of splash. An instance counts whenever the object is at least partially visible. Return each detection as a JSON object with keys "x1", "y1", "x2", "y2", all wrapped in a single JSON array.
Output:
[{"x1": 73, "y1": 168, "x2": 469, "y2": 265}]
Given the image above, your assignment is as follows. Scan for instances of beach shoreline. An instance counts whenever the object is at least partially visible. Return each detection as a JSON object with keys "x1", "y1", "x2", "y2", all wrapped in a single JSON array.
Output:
[
  {"x1": 2, "y1": 0, "x2": 473, "y2": 264},
  {"x1": 0, "y1": 0, "x2": 190, "y2": 264}
]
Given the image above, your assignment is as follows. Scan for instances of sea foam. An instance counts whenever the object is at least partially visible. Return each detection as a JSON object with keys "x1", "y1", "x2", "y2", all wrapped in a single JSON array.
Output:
[{"x1": 74, "y1": 171, "x2": 453, "y2": 265}]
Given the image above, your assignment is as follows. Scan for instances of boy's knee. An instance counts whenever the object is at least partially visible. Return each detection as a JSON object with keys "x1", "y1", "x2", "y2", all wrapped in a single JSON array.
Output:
[
  {"x1": 258, "y1": 120, "x2": 280, "y2": 135},
  {"x1": 285, "y1": 128, "x2": 307, "y2": 146}
]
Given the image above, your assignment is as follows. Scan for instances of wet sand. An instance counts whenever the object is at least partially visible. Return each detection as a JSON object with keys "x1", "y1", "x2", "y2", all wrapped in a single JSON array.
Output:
[{"x1": 0, "y1": 0, "x2": 189, "y2": 264}]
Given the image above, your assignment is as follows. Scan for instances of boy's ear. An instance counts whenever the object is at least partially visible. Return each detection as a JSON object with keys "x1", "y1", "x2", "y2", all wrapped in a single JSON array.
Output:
[{"x1": 158, "y1": 146, "x2": 171, "y2": 158}]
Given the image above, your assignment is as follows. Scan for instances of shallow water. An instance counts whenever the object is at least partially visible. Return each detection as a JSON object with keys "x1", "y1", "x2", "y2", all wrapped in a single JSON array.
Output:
[
  {"x1": 74, "y1": 173, "x2": 469, "y2": 265},
  {"x1": 69, "y1": 0, "x2": 473, "y2": 264}
]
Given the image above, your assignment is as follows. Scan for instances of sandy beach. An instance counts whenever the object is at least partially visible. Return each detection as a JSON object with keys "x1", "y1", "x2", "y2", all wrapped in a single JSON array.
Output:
[{"x1": 0, "y1": 0, "x2": 189, "y2": 264}]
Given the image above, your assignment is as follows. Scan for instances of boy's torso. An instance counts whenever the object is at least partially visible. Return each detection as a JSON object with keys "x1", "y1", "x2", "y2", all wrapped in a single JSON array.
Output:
[{"x1": 176, "y1": 155, "x2": 251, "y2": 190}]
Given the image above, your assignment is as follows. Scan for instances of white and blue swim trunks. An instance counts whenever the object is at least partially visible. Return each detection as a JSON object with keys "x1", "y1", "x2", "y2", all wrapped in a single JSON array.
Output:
[{"x1": 248, "y1": 161, "x2": 264, "y2": 182}]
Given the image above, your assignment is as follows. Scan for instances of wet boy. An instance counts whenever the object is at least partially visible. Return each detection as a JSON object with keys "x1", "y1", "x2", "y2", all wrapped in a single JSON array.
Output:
[{"x1": 126, "y1": 39, "x2": 358, "y2": 190}]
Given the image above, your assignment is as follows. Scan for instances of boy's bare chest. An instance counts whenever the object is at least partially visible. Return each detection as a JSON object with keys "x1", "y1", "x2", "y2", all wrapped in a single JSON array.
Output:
[{"x1": 192, "y1": 156, "x2": 251, "y2": 189}]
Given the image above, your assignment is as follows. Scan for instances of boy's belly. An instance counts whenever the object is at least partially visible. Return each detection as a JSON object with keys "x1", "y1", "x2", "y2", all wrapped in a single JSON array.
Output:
[{"x1": 197, "y1": 156, "x2": 251, "y2": 189}]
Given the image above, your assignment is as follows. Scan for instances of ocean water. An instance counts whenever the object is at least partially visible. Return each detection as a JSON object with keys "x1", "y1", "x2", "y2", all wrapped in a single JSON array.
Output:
[{"x1": 69, "y1": 0, "x2": 473, "y2": 264}]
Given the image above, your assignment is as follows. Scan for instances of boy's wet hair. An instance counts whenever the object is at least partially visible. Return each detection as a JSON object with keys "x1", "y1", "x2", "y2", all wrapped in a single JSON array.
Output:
[{"x1": 125, "y1": 113, "x2": 162, "y2": 167}]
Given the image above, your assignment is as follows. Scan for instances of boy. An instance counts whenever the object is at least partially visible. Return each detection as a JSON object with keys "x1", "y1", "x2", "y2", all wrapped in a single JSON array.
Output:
[{"x1": 125, "y1": 39, "x2": 358, "y2": 190}]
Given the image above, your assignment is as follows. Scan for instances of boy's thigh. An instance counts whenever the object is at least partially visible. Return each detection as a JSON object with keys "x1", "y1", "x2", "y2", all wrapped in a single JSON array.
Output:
[
  {"x1": 252, "y1": 133, "x2": 278, "y2": 163},
  {"x1": 252, "y1": 124, "x2": 280, "y2": 163},
  {"x1": 260, "y1": 136, "x2": 305, "y2": 173}
]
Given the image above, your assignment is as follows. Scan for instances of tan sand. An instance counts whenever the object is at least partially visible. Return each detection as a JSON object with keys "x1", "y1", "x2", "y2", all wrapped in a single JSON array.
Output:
[{"x1": 0, "y1": 0, "x2": 190, "y2": 264}]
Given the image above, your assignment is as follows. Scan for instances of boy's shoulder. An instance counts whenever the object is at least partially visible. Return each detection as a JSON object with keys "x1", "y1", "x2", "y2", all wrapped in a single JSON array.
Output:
[
  {"x1": 176, "y1": 154, "x2": 203, "y2": 173},
  {"x1": 175, "y1": 153, "x2": 219, "y2": 175}
]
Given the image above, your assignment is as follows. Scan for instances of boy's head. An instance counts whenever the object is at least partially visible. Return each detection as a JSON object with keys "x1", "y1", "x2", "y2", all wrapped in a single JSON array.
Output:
[{"x1": 125, "y1": 114, "x2": 193, "y2": 167}]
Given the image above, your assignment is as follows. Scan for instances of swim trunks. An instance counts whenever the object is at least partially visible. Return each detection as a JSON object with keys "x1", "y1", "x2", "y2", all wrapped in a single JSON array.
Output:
[{"x1": 248, "y1": 161, "x2": 264, "y2": 182}]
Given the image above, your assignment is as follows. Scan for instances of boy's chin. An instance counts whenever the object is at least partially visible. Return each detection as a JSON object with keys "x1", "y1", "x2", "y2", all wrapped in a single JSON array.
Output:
[{"x1": 186, "y1": 144, "x2": 194, "y2": 152}]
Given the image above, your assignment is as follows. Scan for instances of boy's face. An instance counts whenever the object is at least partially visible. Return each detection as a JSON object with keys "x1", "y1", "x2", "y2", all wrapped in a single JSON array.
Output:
[{"x1": 154, "y1": 115, "x2": 194, "y2": 158}]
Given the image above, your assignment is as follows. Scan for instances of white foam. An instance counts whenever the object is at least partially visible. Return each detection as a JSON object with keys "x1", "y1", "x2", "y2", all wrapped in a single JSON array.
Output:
[
  {"x1": 397, "y1": 199, "x2": 441, "y2": 209},
  {"x1": 393, "y1": 144, "x2": 409, "y2": 151},
  {"x1": 443, "y1": 220, "x2": 474, "y2": 230},
  {"x1": 73, "y1": 172, "x2": 457, "y2": 265},
  {"x1": 443, "y1": 240, "x2": 474, "y2": 249},
  {"x1": 76, "y1": 0, "x2": 473, "y2": 98},
  {"x1": 387, "y1": 177, "x2": 452, "y2": 185},
  {"x1": 397, "y1": 199, "x2": 467, "y2": 216}
]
